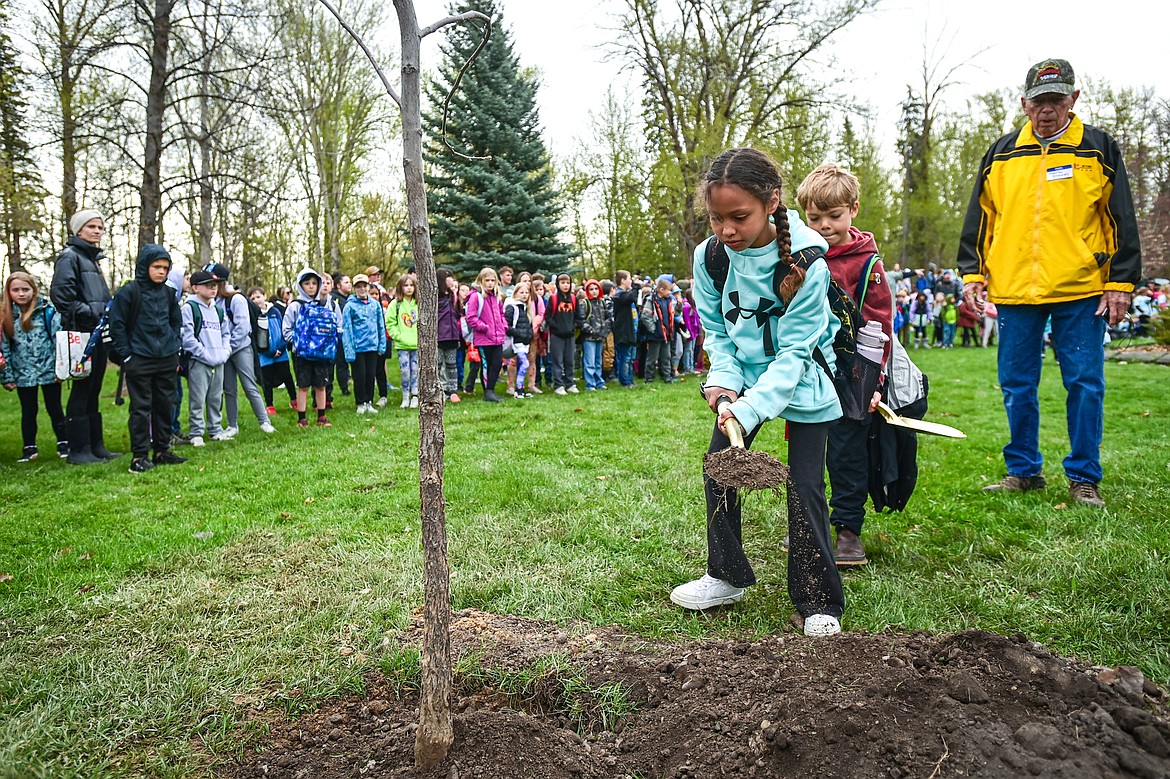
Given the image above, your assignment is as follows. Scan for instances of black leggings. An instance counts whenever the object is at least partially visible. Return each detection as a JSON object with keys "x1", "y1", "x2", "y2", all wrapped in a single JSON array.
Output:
[
  {"x1": 476, "y1": 345, "x2": 503, "y2": 391},
  {"x1": 704, "y1": 418, "x2": 844, "y2": 618},
  {"x1": 66, "y1": 341, "x2": 108, "y2": 418},
  {"x1": 17, "y1": 383, "x2": 66, "y2": 447},
  {"x1": 351, "y1": 351, "x2": 379, "y2": 405},
  {"x1": 260, "y1": 361, "x2": 296, "y2": 407}
]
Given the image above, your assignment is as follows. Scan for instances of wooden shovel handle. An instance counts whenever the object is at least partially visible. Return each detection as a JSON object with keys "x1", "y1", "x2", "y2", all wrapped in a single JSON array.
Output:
[{"x1": 716, "y1": 395, "x2": 746, "y2": 449}]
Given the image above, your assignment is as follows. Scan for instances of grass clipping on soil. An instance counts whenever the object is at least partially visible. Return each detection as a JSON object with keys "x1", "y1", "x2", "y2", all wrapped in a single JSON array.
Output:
[{"x1": 703, "y1": 447, "x2": 790, "y2": 492}]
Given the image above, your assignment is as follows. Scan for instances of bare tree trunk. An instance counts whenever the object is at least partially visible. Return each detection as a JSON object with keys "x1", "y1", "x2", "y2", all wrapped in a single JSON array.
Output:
[
  {"x1": 322, "y1": 1, "x2": 488, "y2": 768},
  {"x1": 139, "y1": 0, "x2": 173, "y2": 248},
  {"x1": 392, "y1": 5, "x2": 452, "y2": 768},
  {"x1": 198, "y1": 9, "x2": 213, "y2": 267}
]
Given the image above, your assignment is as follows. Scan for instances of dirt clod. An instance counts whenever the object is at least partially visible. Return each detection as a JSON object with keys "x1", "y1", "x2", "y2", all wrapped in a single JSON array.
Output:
[
  {"x1": 703, "y1": 448, "x2": 789, "y2": 491},
  {"x1": 216, "y1": 611, "x2": 1170, "y2": 779}
]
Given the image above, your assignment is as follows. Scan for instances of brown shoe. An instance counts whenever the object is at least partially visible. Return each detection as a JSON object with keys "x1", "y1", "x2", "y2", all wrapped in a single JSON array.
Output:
[
  {"x1": 1069, "y1": 481, "x2": 1105, "y2": 507},
  {"x1": 982, "y1": 474, "x2": 1047, "y2": 493},
  {"x1": 834, "y1": 529, "x2": 867, "y2": 567}
]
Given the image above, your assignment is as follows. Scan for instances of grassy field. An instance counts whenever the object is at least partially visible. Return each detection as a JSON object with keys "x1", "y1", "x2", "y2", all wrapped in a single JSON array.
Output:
[{"x1": 1, "y1": 345, "x2": 1168, "y2": 777}]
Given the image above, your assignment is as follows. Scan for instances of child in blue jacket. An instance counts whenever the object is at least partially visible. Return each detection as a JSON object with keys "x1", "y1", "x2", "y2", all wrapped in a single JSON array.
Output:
[
  {"x1": 1, "y1": 272, "x2": 66, "y2": 462},
  {"x1": 341, "y1": 274, "x2": 387, "y2": 414},
  {"x1": 669, "y1": 148, "x2": 845, "y2": 637}
]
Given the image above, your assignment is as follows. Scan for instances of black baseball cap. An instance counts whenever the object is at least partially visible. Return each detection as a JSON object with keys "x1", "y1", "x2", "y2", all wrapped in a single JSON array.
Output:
[
  {"x1": 203, "y1": 262, "x2": 230, "y2": 282},
  {"x1": 1024, "y1": 59, "x2": 1075, "y2": 100},
  {"x1": 190, "y1": 270, "x2": 217, "y2": 286}
]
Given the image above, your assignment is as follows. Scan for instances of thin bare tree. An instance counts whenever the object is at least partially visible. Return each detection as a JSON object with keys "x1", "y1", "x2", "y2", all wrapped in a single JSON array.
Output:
[{"x1": 317, "y1": 0, "x2": 489, "y2": 770}]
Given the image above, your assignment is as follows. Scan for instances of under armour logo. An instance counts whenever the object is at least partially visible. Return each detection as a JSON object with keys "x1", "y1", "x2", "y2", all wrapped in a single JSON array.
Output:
[{"x1": 725, "y1": 291, "x2": 785, "y2": 357}]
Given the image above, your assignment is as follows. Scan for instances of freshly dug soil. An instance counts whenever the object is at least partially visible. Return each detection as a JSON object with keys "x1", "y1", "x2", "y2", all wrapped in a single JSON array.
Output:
[
  {"x1": 218, "y1": 610, "x2": 1170, "y2": 779},
  {"x1": 703, "y1": 448, "x2": 789, "y2": 491}
]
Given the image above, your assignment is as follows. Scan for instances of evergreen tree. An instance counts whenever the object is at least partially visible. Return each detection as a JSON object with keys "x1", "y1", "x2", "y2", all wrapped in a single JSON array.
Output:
[
  {"x1": 0, "y1": 0, "x2": 47, "y2": 274},
  {"x1": 423, "y1": 0, "x2": 572, "y2": 279}
]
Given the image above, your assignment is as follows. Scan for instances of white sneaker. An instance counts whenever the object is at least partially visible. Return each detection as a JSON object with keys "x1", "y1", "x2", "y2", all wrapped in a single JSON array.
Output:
[
  {"x1": 210, "y1": 431, "x2": 234, "y2": 442},
  {"x1": 409, "y1": 396, "x2": 418, "y2": 408},
  {"x1": 356, "y1": 403, "x2": 367, "y2": 415},
  {"x1": 375, "y1": 396, "x2": 388, "y2": 407},
  {"x1": 669, "y1": 574, "x2": 744, "y2": 611},
  {"x1": 260, "y1": 422, "x2": 276, "y2": 434},
  {"x1": 224, "y1": 426, "x2": 239, "y2": 438},
  {"x1": 554, "y1": 386, "x2": 567, "y2": 396},
  {"x1": 191, "y1": 436, "x2": 205, "y2": 447},
  {"x1": 803, "y1": 614, "x2": 842, "y2": 637},
  {"x1": 400, "y1": 395, "x2": 410, "y2": 408},
  {"x1": 367, "y1": 403, "x2": 378, "y2": 414},
  {"x1": 567, "y1": 385, "x2": 580, "y2": 393}
]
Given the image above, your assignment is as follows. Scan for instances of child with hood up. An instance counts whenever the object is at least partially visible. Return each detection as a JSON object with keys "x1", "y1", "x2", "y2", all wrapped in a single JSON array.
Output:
[
  {"x1": 109, "y1": 244, "x2": 187, "y2": 472},
  {"x1": 282, "y1": 268, "x2": 339, "y2": 427},
  {"x1": 578, "y1": 278, "x2": 613, "y2": 390}
]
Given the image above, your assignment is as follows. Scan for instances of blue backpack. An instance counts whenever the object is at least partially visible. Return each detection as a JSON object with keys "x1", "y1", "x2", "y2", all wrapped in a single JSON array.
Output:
[
  {"x1": 262, "y1": 306, "x2": 288, "y2": 358},
  {"x1": 293, "y1": 301, "x2": 338, "y2": 361}
]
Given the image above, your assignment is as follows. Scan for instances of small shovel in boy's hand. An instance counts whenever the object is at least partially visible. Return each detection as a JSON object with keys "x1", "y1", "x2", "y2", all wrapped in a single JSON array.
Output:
[
  {"x1": 875, "y1": 400, "x2": 967, "y2": 439},
  {"x1": 703, "y1": 395, "x2": 790, "y2": 492}
]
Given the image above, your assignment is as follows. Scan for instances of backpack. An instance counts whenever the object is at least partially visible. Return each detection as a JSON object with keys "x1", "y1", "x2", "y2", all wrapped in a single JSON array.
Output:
[
  {"x1": 180, "y1": 298, "x2": 225, "y2": 375},
  {"x1": 225, "y1": 292, "x2": 267, "y2": 353},
  {"x1": 703, "y1": 239, "x2": 880, "y2": 420},
  {"x1": 260, "y1": 306, "x2": 287, "y2": 359},
  {"x1": 293, "y1": 301, "x2": 338, "y2": 361},
  {"x1": 101, "y1": 281, "x2": 142, "y2": 366}
]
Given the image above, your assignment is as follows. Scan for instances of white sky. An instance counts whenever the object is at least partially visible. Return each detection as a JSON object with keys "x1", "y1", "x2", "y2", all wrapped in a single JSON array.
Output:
[{"x1": 407, "y1": 0, "x2": 1166, "y2": 161}]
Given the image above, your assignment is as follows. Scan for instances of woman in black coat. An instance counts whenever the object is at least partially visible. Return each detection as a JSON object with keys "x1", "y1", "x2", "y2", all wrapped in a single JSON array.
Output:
[{"x1": 49, "y1": 210, "x2": 119, "y2": 464}]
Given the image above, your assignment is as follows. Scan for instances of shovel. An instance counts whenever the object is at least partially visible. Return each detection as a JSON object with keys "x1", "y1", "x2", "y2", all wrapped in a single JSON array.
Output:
[
  {"x1": 875, "y1": 400, "x2": 967, "y2": 439},
  {"x1": 702, "y1": 396, "x2": 790, "y2": 491}
]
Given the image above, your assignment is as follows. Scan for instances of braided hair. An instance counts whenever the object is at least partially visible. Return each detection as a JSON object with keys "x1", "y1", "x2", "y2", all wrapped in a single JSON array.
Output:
[{"x1": 699, "y1": 148, "x2": 806, "y2": 304}]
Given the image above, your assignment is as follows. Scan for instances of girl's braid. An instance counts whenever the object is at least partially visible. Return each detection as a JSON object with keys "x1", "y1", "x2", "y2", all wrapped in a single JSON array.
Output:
[{"x1": 774, "y1": 202, "x2": 806, "y2": 305}]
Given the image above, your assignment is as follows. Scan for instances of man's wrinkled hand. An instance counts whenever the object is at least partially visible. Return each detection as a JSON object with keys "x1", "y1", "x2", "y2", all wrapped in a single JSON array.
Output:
[{"x1": 1096, "y1": 291, "x2": 1131, "y2": 326}]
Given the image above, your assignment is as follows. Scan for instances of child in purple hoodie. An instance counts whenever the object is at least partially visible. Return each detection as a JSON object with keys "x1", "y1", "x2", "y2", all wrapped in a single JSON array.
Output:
[
  {"x1": 680, "y1": 288, "x2": 702, "y2": 374},
  {"x1": 464, "y1": 267, "x2": 507, "y2": 403}
]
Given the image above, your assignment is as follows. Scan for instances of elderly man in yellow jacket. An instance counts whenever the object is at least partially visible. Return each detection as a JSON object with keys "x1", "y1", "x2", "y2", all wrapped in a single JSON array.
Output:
[{"x1": 958, "y1": 58, "x2": 1142, "y2": 508}]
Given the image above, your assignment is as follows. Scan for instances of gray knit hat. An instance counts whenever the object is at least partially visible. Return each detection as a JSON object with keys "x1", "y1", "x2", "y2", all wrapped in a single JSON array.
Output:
[{"x1": 69, "y1": 210, "x2": 105, "y2": 235}]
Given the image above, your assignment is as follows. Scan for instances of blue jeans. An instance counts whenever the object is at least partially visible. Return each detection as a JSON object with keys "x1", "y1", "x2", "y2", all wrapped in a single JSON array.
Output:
[
  {"x1": 614, "y1": 343, "x2": 636, "y2": 386},
  {"x1": 582, "y1": 340, "x2": 604, "y2": 388},
  {"x1": 681, "y1": 338, "x2": 696, "y2": 373},
  {"x1": 997, "y1": 297, "x2": 1105, "y2": 484}
]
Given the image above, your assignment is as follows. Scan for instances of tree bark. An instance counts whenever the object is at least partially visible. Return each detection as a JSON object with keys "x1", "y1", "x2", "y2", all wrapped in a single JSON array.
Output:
[
  {"x1": 394, "y1": 0, "x2": 452, "y2": 770},
  {"x1": 139, "y1": 0, "x2": 173, "y2": 248}
]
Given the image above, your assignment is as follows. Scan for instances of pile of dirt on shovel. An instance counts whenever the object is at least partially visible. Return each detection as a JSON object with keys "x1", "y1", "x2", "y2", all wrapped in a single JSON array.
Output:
[{"x1": 218, "y1": 609, "x2": 1170, "y2": 779}]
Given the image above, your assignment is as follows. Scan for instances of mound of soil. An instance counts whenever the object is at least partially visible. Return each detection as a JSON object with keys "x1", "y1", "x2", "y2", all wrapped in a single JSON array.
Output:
[{"x1": 219, "y1": 610, "x2": 1170, "y2": 779}]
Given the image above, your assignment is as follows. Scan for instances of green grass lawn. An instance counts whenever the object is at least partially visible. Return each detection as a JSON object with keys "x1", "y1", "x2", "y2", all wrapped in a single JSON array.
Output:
[{"x1": 1, "y1": 346, "x2": 1168, "y2": 777}]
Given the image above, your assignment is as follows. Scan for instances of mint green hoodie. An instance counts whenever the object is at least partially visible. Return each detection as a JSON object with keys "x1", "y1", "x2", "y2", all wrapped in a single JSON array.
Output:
[{"x1": 692, "y1": 210, "x2": 842, "y2": 431}]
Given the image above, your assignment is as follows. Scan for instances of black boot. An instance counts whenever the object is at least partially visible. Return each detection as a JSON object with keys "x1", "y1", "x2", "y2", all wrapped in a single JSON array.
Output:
[
  {"x1": 66, "y1": 417, "x2": 103, "y2": 465},
  {"x1": 483, "y1": 389, "x2": 502, "y2": 403},
  {"x1": 89, "y1": 413, "x2": 122, "y2": 460}
]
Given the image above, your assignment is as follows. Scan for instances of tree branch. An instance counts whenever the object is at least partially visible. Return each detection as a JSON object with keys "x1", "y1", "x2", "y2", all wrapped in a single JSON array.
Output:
[{"x1": 316, "y1": 0, "x2": 401, "y2": 107}]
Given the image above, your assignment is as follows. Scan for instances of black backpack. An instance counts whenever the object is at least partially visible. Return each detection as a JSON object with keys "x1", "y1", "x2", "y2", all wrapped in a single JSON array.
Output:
[
  {"x1": 225, "y1": 292, "x2": 268, "y2": 352},
  {"x1": 101, "y1": 281, "x2": 143, "y2": 366},
  {"x1": 703, "y1": 238, "x2": 880, "y2": 419}
]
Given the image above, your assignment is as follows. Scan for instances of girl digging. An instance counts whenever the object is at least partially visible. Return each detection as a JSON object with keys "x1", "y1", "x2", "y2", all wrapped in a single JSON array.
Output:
[
  {"x1": 1, "y1": 272, "x2": 67, "y2": 462},
  {"x1": 388, "y1": 274, "x2": 420, "y2": 408},
  {"x1": 670, "y1": 148, "x2": 845, "y2": 637}
]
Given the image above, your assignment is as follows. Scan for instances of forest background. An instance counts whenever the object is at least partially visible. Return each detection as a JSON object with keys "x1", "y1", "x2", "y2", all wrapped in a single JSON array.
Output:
[{"x1": 1, "y1": 0, "x2": 1167, "y2": 288}]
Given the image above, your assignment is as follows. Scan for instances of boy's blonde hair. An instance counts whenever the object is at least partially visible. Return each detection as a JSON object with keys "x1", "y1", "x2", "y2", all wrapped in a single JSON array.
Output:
[{"x1": 795, "y1": 162, "x2": 861, "y2": 212}]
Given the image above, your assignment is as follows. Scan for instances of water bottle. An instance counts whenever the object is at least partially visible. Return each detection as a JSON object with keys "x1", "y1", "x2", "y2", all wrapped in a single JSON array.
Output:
[
  {"x1": 846, "y1": 321, "x2": 889, "y2": 421},
  {"x1": 856, "y1": 320, "x2": 889, "y2": 367}
]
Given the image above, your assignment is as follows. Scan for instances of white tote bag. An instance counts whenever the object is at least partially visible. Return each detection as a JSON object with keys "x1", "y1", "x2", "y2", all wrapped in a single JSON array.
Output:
[{"x1": 55, "y1": 330, "x2": 92, "y2": 381}]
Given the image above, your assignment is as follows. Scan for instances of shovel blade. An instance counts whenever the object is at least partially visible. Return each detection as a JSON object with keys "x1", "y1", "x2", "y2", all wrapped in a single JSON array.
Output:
[{"x1": 876, "y1": 401, "x2": 967, "y2": 439}]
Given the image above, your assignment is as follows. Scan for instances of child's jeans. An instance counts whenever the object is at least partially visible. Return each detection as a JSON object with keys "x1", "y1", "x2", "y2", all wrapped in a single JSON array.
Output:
[
  {"x1": 943, "y1": 323, "x2": 956, "y2": 347},
  {"x1": 582, "y1": 339, "x2": 604, "y2": 389},
  {"x1": 614, "y1": 342, "x2": 636, "y2": 386},
  {"x1": 398, "y1": 349, "x2": 419, "y2": 395},
  {"x1": 439, "y1": 346, "x2": 460, "y2": 395},
  {"x1": 681, "y1": 338, "x2": 696, "y2": 373}
]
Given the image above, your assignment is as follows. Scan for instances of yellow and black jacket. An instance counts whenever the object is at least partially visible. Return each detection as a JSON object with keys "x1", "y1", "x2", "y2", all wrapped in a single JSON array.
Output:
[{"x1": 957, "y1": 114, "x2": 1141, "y2": 305}]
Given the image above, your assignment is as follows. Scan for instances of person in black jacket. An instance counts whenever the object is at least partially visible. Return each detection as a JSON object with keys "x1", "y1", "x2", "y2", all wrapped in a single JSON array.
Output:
[
  {"x1": 49, "y1": 209, "x2": 119, "y2": 464},
  {"x1": 611, "y1": 271, "x2": 639, "y2": 388},
  {"x1": 109, "y1": 244, "x2": 186, "y2": 473}
]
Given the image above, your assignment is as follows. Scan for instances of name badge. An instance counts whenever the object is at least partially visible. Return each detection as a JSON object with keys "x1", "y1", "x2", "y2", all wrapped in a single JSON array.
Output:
[{"x1": 1046, "y1": 165, "x2": 1073, "y2": 182}]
